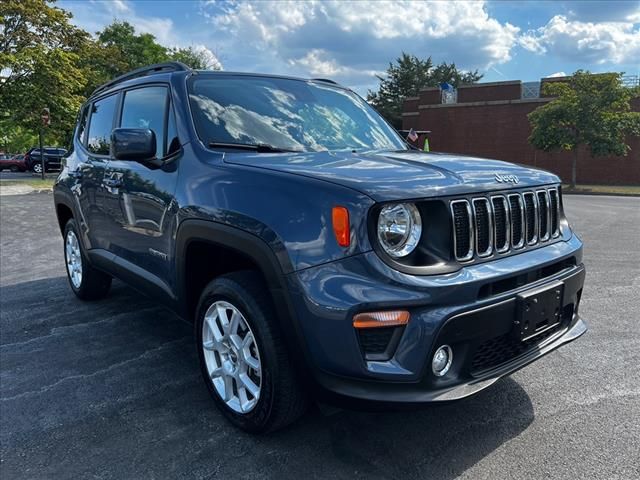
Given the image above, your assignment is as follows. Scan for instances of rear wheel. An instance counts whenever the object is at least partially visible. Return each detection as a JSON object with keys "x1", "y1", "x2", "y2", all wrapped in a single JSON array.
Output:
[
  {"x1": 195, "y1": 271, "x2": 307, "y2": 433},
  {"x1": 63, "y1": 219, "x2": 111, "y2": 300}
]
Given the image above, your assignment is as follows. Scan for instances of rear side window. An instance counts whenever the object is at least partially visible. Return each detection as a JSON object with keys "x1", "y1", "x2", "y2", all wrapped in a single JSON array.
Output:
[
  {"x1": 77, "y1": 105, "x2": 89, "y2": 144},
  {"x1": 120, "y1": 86, "x2": 168, "y2": 157},
  {"x1": 87, "y1": 94, "x2": 117, "y2": 155}
]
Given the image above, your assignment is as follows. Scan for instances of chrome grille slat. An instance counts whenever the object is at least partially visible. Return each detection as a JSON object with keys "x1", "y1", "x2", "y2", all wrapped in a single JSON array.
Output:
[
  {"x1": 451, "y1": 200, "x2": 474, "y2": 261},
  {"x1": 450, "y1": 187, "x2": 560, "y2": 262},
  {"x1": 523, "y1": 192, "x2": 538, "y2": 245},
  {"x1": 549, "y1": 188, "x2": 560, "y2": 237},
  {"x1": 508, "y1": 193, "x2": 525, "y2": 249},
  {"x1": 472, "y1": 198, "x2": 493, "y2": 257},
  {"x1": 537, "y1": 189, "x2": 550, "y2": 241},
  {"x1": 491, "y1": 195, "x2": 510, "y2": 253}
]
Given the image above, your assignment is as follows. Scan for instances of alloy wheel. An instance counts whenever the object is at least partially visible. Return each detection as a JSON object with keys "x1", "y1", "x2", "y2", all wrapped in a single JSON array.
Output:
[
  {"x1": 202, "y1": 300, "x2": 262, "y2": 413},
  {"x1": 65, "y1": 230, "x2": 83, "y2": 288}
]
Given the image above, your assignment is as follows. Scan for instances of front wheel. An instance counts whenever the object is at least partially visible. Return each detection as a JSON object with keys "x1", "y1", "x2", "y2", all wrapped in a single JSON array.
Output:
[
  {"x1": 195, "y1": 271, "x2": 307, "y2": 433},
  {"x1": 32, "y1": 163, "x2": 43, "y2": 174},
  {"x1": 63, "y1": 219, "x2": 112, "y2": 300},
  {"x1": 10, "y1": 165, "x2": 19, "y2": 172}
]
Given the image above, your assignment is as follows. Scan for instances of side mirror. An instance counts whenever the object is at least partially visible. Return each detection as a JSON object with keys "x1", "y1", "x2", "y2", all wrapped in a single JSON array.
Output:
[{"x1": 111, "y1": 128, "x2": 156, "y2": 161}]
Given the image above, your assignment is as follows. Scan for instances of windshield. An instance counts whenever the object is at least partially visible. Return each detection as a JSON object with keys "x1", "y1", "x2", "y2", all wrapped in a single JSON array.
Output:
[{"x1": 188, "y1": 75, "x2": 407, "y2": 153}]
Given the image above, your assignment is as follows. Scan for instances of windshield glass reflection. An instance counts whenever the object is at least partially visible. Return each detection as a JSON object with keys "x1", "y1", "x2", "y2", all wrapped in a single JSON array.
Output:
[{"x1": 188, "y1": 76, "x2": 407, "y2": 153}]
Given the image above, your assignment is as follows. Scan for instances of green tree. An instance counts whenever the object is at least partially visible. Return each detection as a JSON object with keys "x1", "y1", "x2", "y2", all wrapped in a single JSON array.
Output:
[
  {"x1": 528, "y1": 70, "x2": 640, "y2": 188},
  {"x1": 367, "y1": 52, "x2": 482, "y2": 128},
  {"x1": 168, "y1": 46, "x2": 221, "y2": 70},
  {"x1": 0, "y1": 0, "x2": 90, "y2": 146},
  {"x1": 0, "y1": 120, "x2": 38, "y2": 152},
  {"x1": 96, "y1": 21, "x2": 168, "y2": 76}
]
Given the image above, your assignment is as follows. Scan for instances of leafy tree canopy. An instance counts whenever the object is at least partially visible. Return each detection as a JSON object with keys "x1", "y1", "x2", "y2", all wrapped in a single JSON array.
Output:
[
  {"x1": 1, "y1": 0, "x2": 90, "y2": 144},
  {"x1": 367, "y1": 52, "x2": 482, "y2": 128},
  {"x1": 528, "y1": 70, "x2": 640, "y2": 187},
  {"x1": 0, "y1": 1, "x2": 221, "y2": 152}
]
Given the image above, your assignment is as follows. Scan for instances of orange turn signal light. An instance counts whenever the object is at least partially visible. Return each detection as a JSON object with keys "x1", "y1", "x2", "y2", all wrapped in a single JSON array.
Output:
[
  {"x1": 353, "y1": 310, "x2": 410, "y2": 329},
  {"x1": 332, "y1": 206, "x2": 350, "y2": 247}
]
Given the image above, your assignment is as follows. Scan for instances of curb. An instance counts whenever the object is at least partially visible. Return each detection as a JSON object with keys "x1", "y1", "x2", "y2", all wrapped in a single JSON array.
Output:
[{"x1": 562, "y1": 190, "x2": 640, "y2": 198}]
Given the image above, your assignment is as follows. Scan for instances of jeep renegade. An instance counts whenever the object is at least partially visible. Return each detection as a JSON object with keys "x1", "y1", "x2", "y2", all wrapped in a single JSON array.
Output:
[{"x1": 54, "y1": 62, "x2": 587, "y2": 433}]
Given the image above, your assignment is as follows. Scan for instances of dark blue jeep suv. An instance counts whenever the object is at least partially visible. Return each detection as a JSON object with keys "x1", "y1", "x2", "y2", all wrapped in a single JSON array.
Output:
[{"x1": 54, "y1": 62, "x2": 587, "y2": 432}]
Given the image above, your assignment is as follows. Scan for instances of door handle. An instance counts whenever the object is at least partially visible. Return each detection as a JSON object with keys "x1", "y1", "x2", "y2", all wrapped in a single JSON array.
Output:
[{"x1": 103, "y1": 177, "x2": 123, "y2": 188}]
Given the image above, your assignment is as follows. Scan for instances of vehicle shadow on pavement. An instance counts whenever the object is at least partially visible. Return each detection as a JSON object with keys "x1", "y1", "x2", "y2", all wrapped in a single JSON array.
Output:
[
  {"x1": 272, "y1": 377, "x2": 534, "y2": 479},
  {"x1": 1, "y1": 276, "x2": 534, "y2": 479}
]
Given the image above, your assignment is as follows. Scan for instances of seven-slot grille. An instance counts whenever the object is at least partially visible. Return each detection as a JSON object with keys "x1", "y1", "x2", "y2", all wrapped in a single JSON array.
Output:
[{"x1": 450, "y1": 187, "x2": 561, "y2": 262}]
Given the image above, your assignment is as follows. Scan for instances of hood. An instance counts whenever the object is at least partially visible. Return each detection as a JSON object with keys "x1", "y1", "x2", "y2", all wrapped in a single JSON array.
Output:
[{"x1": 223, "y1": 150, "x2": 560, "y2": 202}]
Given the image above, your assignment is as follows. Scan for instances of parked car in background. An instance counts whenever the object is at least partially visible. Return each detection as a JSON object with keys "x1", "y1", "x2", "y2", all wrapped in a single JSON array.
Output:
[
  {"x1": 25, "y1": 147, "x2": 67, "y2": 173},
  {"x1": 0, "y1": 154, "x2": 27, "y2": 172}
]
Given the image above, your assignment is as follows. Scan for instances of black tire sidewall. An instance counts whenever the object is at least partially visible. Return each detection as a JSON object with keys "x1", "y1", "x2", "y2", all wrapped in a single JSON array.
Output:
[{"x1": 195, "y1": 280, "x2": 277, "y2": 432}]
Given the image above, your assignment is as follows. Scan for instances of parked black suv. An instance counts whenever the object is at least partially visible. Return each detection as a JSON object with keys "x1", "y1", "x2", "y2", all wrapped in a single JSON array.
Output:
[
  {"x1": 25, "y1": 147, "x2": 67, "y2": 173},
  {"x1": 54, "y1": 63, "x2": 587, "y2": 433}
]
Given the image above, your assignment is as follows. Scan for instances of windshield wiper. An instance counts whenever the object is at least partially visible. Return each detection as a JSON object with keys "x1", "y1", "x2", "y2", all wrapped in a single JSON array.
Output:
[{"x1": 208, "y1": 142, "x2": 302, "y2": 153}]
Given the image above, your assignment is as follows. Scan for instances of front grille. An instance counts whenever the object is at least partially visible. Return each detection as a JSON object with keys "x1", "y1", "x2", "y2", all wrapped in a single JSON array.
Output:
[
  {"x1": 451, "y1": 187, "x2": 560, "y2": 262},
  {"x1": 471, "y1": 323, "x2": 563, "y2": 374}
]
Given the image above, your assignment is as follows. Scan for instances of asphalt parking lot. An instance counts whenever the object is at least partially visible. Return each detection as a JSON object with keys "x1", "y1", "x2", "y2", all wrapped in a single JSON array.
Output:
[{"x1": 1, "y1": 193, "x2": 639, "y2": 479}]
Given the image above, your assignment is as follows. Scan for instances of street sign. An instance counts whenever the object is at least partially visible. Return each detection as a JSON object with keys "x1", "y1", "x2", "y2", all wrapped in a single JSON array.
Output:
[{"x1": 41, "y1": 108, "x2": 50, "y2": 126}]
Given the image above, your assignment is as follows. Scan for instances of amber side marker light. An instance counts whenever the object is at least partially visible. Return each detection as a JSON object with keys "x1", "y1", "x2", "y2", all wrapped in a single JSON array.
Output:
[
  {"x1": 332, "y1": 206, "x2": 350, "y2": 247},
  {"x1": 353, "y1": 310, "x2": 410, "y2": 329}
]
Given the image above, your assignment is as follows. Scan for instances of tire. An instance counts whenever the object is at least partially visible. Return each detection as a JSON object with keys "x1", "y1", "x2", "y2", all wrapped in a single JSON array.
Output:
[
  {"x1": 63, "y1": 219, "x2": 112, "y2": 300},
  {"x1": 10, "y1": 165, "x2": 19, "y2": 172},
  {"x1": 32, "y1": 163, "x2": 43, "y2": 174},
  {"x1": 195, "y1": 271, "x2": 307, "y2": 433}
]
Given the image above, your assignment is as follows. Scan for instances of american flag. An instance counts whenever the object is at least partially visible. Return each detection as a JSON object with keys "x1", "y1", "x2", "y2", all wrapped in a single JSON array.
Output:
[{"x1": 407, "y1": 128, "x2": 418, "y2": 142}]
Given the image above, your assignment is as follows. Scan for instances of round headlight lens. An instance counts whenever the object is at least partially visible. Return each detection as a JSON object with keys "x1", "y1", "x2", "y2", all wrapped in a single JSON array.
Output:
[{"x1": 377, "y1": 203, "x2": 422, "y2": 258}]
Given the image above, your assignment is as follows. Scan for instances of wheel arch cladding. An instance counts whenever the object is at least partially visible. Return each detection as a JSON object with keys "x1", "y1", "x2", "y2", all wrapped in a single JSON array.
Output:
[{"x1": 175, "y1": 219, "x2": 313, "y2": 371}]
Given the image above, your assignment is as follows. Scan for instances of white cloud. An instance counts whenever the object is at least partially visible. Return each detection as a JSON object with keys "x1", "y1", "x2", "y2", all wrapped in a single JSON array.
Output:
[
  {"x1": 546, "y1": 71, "x2": 567, "y2": 78},
  {"x1": 519, "y1": 15, "x2": 640, "y2": 64},
  {"x1": 112, "y1": 0, "x2": 131, "y2": 14},
  {"x1": 208, "y1": 0, "x2": 519, "y2": 87},
  {"x1": 61, "y1": 1, "x2": 223, "y2": 69},
  {"x1": 192, "y1": 44, "x2": 223, "y2": 71}
]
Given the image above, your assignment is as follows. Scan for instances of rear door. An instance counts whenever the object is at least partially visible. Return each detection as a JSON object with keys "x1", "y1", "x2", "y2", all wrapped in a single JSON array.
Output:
[{"x1": 102, "y1": 85, "x2": 181, "y2": 286}]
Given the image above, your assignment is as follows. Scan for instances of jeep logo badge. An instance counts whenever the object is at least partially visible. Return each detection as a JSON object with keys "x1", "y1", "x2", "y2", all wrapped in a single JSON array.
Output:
[{"x1": 495, "y1": 173, "x2": 519, "y2": 184}]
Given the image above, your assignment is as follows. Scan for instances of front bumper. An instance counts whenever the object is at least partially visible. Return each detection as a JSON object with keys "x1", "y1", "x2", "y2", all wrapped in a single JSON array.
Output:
[{"x1": 287, "y1": 234, "x2": 586, "y2": 404}]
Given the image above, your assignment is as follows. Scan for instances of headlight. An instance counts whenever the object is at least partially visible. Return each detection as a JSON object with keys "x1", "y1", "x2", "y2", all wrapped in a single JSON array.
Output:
[{"x1": 377, "y1": 203, "x2": 422, "y2": 258}]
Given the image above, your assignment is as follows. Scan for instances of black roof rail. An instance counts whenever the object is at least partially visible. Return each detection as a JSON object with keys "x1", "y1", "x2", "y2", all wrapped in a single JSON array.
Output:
[
  {"x1": 90, "y1": 62, "x2": 191, "y2": 98},
  {"x1": 311, "y1": 78, "x2": 338, "y2": 85}
]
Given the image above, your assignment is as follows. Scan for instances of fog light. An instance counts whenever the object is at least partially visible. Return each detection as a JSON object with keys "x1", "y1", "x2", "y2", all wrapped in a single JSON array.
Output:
[{"x1": 432, "y1": 345, "x2": 453, "y2": 377}]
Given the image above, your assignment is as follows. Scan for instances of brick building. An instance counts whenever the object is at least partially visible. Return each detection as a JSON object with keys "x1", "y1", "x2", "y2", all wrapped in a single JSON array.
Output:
[{"x1": 401, "y1": 77, "x2": 640, "y2": 185}]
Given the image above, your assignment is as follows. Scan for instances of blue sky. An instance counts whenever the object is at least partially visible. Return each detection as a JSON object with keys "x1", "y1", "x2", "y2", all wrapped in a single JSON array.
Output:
[{"x1": 60, "y1": 0, "x2": 640, "y2": 94}]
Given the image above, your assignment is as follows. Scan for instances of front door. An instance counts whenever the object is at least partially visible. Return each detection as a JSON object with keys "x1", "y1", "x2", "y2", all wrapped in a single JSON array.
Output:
[
  {"x1": 74, "y1": 93, "x2": 119, "y2": 251},
  {"x1": 102, "y1": 85, "x2": 180, "y2": 286}
]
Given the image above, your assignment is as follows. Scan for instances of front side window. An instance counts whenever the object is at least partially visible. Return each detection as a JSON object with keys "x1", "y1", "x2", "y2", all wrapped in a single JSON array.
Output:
[
  {"x1": 120, "y1": 86, "x2": 168, "y2": 157},
  {"x1": 188, "y1": 76, "x2": 406, "y2": 153},
  {"x1": 87, "y1": 94, "x2": 118, "y2": 155}
]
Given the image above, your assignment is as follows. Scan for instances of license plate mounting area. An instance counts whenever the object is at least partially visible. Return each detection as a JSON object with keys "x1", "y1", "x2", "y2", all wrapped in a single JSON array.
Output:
[{"x1": 515, "y1": 281, "x2": 563, "y2": 342}]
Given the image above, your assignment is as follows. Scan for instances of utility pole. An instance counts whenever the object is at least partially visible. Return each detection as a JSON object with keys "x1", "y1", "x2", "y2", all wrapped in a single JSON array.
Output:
[{"x1": 39, "y1": 108, "x2": 50, "y2": 180}]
